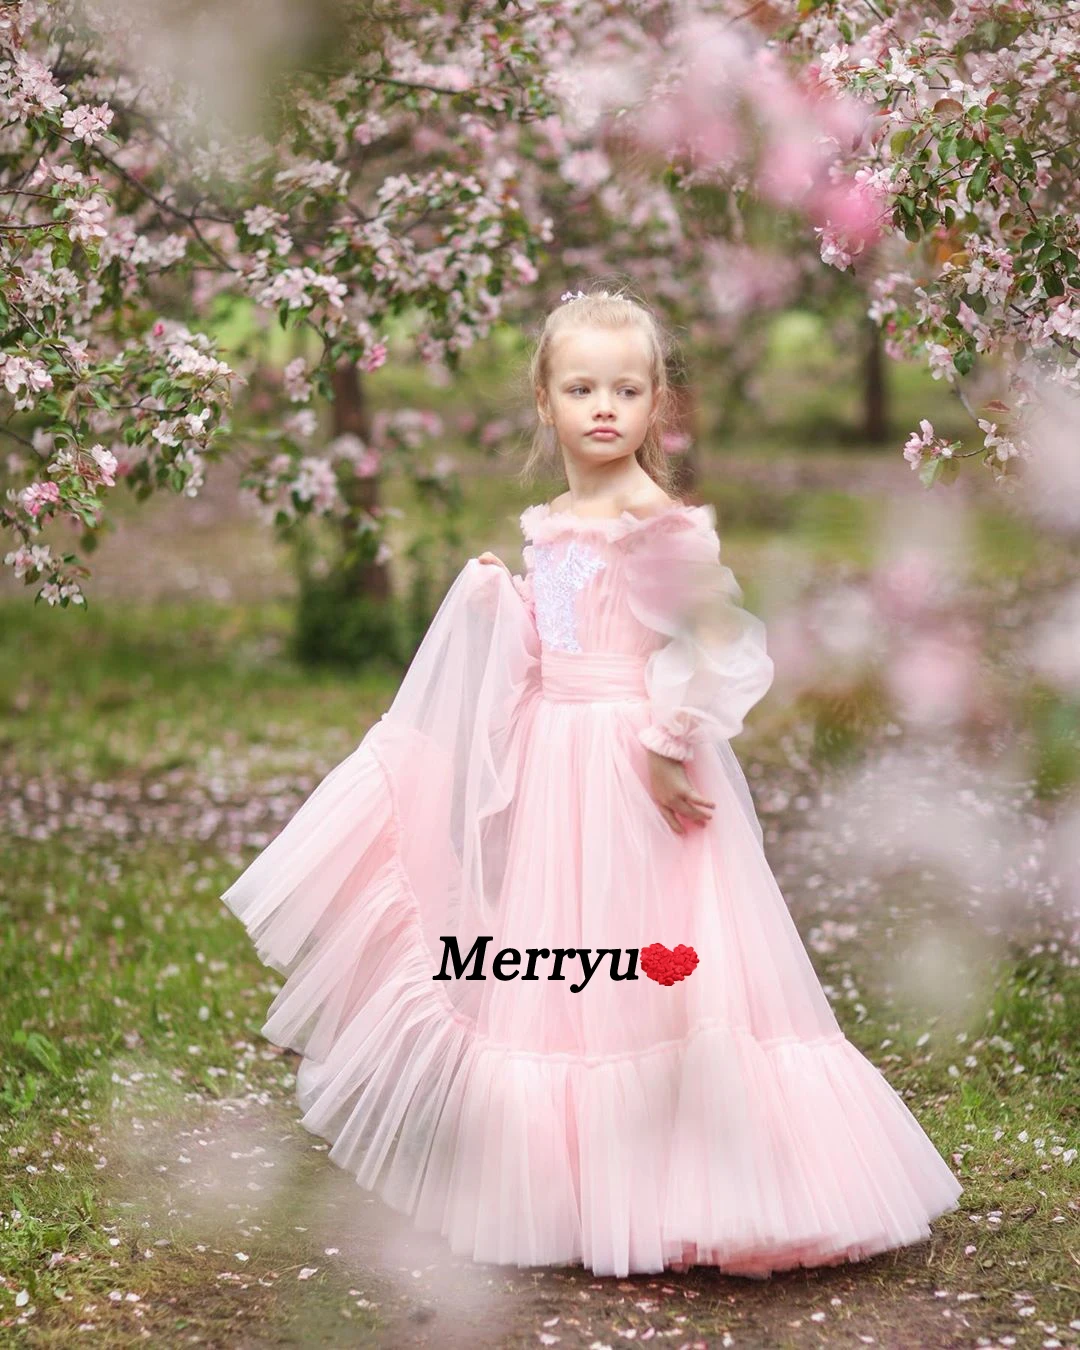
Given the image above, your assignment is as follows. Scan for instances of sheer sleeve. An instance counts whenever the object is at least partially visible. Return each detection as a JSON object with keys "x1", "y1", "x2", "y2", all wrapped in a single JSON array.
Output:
[
  {"x1": 625, "y1": 510, "x2": 773, "y2": 761},
  {"x1": 510, "y1": 570, "x2": 536, "y2": 625},
  {"x1": 510, "y1": 544, "x2": 537, "y2": 627}
]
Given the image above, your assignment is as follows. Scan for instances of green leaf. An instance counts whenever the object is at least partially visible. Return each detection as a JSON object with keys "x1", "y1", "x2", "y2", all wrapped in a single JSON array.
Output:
[
  {"x1": 51, "y1": 235, "x2": 73, "y2": 269},
  {"x1": 937, "y1": 455, "x2": 961, "y2": 486}
]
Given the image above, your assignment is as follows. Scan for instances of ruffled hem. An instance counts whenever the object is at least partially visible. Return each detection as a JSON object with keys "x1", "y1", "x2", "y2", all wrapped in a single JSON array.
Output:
[
  {"x1": 519, "y1": 500, "x2": 717, "y2": 547},
  {"x1": 223, "y1": 737, "x2": 962, "y2": 1280}
]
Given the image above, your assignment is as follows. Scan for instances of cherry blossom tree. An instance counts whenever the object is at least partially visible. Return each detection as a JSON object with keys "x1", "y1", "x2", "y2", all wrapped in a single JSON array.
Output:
[
  {"x1": 784, "y1": 0, "x2": 1080, "y2": 487},
  {"x1": 2, "y1": 0, "x2": 1077, "y2": 610},
  {"x1": 0, "y1": 0, "x2": 558, "y2": 607}
]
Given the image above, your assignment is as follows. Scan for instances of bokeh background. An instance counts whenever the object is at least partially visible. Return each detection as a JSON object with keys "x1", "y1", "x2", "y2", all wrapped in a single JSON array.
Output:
[
  {"x1": 4, "y1": 308, "x2": 1078, "y2": 1348},
  {"x1": 3, "y1": 0, "x2": 1079, "y2": 1343}
]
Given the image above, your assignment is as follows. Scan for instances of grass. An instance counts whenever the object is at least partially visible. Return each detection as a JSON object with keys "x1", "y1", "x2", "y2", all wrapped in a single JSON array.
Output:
[{"x1": 2, "y1": 467, "x2": 1078, "y2": 1348}]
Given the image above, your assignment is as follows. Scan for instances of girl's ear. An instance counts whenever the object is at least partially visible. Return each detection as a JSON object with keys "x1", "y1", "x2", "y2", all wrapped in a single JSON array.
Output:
[{"x1": 536, "y1": 387, "x2": 553, "y2": 426}]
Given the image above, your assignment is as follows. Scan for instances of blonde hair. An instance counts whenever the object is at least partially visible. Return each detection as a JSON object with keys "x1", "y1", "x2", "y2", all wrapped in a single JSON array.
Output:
[{"x1": 516, "y1": 283, "x2": 684, "y2": 495}]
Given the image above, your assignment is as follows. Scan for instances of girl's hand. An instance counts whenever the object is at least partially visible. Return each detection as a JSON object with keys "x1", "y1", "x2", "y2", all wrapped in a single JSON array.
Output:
[
  {"x1": 477, "y1": 551, "x2": 511, "y2": 576},
  {"x1": 645, "y1": 749, "x2": 715, "y2": 836}
]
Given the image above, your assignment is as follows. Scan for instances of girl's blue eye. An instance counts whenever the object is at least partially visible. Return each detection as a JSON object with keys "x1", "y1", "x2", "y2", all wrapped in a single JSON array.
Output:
[{"x1": 568, "y1": 387, "x2": 640, "y2": 396}]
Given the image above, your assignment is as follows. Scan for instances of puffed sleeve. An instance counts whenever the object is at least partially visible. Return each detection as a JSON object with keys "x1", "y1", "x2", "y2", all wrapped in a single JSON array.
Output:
[{"x1": 625, "y1": 509, "x2": 773, "y2": 761}]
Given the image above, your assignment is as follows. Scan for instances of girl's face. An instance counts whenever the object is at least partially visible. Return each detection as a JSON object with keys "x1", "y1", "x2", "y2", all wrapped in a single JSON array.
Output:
[{"x1": 537, "y1": 323, "x2": 659, "y2": 463}]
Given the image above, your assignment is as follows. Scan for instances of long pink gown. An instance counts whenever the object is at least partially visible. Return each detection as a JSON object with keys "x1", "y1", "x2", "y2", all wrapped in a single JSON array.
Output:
[{"x1": 221, "y1": 499, "x2": 962, "y2": 1278}]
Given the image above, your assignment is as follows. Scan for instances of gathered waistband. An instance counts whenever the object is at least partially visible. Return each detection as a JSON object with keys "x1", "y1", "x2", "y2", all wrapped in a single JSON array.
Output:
[{"x1": 540, "y1": 648, "x2": 650, "y2": 702}]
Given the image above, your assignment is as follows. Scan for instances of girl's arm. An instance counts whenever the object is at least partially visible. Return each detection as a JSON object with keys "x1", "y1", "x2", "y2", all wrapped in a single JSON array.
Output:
[{"x1": 626, "y1": 515, "x2": 773, "y2": 762}]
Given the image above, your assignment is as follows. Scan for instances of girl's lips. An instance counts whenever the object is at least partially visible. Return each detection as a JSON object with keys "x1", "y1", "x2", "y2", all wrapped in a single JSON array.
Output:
[{"x1": 588, "y1": 429, "x2": 619, "y2": 438}]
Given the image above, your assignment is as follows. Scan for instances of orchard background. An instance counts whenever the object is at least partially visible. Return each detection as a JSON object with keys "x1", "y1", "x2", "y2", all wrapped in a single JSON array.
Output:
[{"x1": 2, "y1": 2, "x2": 1078, "y2": 1347}]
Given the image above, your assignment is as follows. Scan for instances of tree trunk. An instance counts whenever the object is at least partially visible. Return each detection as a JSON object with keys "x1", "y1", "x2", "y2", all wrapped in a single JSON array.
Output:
[
  {"x1": 862, "y1": 318, "x2": 888, "y2": 445},
  {"x1": 330, "y1": 357, "x2": 391, "y2": 599}
]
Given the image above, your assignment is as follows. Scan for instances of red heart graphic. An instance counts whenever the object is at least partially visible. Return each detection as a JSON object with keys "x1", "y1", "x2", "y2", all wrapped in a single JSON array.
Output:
[{"x1": 640, "y1": 943, "x2": 699, "y2": 986}]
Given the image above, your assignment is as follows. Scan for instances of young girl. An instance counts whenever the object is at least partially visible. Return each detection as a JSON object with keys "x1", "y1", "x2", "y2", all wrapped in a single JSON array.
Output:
[{"x1": 221, "y1": 287, "x2": 962, "y2": 1279}]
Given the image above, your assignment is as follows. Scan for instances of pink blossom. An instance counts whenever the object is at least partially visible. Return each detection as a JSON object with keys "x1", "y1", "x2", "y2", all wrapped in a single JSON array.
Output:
[
  {"x1": 560, "y1": 149, "x2": 612, "y2": 193},
  {"x1": 354, "y1": 448, "x2": 381, "y2": 478},
  {"x1": 63, "y1": 194, "x2": 108, "y2": 244},
  {"x1": 480, "y1": 417, "x2": 512, "y2": 447},
  {"x1": 184, "y1": 407, "x2": 213, "y2": 439},
  {"x1": 283, "y1": 409, "x2": 318, "y2": 440},
  {"x1": 926, "y1": 343, "x2": 957, "y2": 382},
  {"x1": 757, "y1": 136, "x2": 818, "y2": 207},
  {"x1": 292, "y1": 457, "x2": 340, "y2": 513},
  {"x1": 411, "y1": 126, "x2": 447, "y2": 156},
  {"x1": 886, "y1": 633, "x2": 977, "y2": 726},
  {"x1": 51, "y1": 163, "x2": 85, "y2": 186},
  {"x1": 88, "y1": 444, "x2": 118, "y2": 487},
  {"x1": 662, "y1": 430, "x2": 693, "y2": 455},
  {"x1": 283, "y1": 357, "x2": 313, "y2": 403},
  {"x1": 510, "y1": 252, "x2": 538, "y2": 285},
  {"x1": 4, "y1": 543, "x2": 53, "y2": 578},
  {"x1": 243, "y1": 205, "x2": 286, "y2": 236},
  {"x1": 0, "y1": 353, "x2": 53, "y2": 410},
  {"x1": 359, "y1": 342, "x2": 388, "y2": 373},
  {"x1": 871, "y1": 548, "x2": 943, "y2": 622},
  {"x1": 61, "y1": 102, "x2": 114, "y2": 144},
  {"x1": 977, "y1": 418, "x2": 1018, "y2": 464},
  {"x1": 7, "y1": 50, "x2": 66, "y2": 118},
  {"x1": 903, "y1": 417, "x2": 937, "y2": 468},
  {"x1": 39, "y1": 578, "x2": 83, "y2": 605},
  {"x1": 353, "y1": 112, "x2": 389, "y2": 146},
  {"x1": 20, "y1": 480, "x2": 61, "y2": 517},
  {"x1": 431, "y1": 454, "x2": 456, "y2": 480},
  {"x1": 815, "y1": 224, "x2": 854, "y2": 270},
  {"x1": 813, "y1": 179, "x2": 887, "y2": 250}
]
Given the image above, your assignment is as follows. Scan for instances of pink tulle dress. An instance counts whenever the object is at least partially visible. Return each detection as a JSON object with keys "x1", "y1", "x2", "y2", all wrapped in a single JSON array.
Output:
[{"x1": 221, "y1": 499, "x2": 962, "y2": 1278}]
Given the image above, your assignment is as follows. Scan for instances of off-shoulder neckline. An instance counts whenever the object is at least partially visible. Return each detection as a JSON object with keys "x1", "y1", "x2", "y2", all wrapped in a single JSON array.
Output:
[{"x1": 519, "y1": 499, "x2": 716, "y2": 542}]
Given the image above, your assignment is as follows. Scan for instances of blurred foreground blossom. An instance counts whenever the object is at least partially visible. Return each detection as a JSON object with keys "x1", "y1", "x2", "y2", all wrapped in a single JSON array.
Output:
[
  {"x1": 1016, "y1": 370, "x2": 1080, "y2": 534},
  {"x1": 1027, "y1": 583, "x2": 1080, "y2": 695}
]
